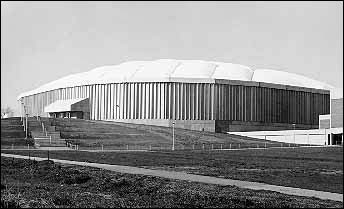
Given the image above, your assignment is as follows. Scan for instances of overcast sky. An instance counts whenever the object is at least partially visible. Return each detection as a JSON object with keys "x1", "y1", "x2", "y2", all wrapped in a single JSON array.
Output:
[{"x1": 1, "y1": 1, "x2": 343, "y2": 115}]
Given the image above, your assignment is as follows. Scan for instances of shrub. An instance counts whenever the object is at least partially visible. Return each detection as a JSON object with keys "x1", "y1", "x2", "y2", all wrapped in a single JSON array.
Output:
[
  {"x1": 52, "y1": 193, "x2": 72, "y2": 206},
  {"x1": 63, "y1": 173, "x2": 91, "y2": 185}
]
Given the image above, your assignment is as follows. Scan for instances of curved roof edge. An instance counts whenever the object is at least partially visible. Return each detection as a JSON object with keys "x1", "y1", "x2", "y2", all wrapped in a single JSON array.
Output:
[{"x1": 17, "y1": 59, "x2": 339, "y2": 100}]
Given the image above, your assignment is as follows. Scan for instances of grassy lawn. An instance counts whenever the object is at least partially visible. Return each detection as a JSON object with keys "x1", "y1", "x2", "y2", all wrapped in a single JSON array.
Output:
[
  {"x1": 1, "y1": 157, "x2": 342, "y2": 208},
  {"x1": 2, "y1": 146, "x2": 342, "y2": 194},
  {"x1": 0, "y1": 138, "x2": 34, "y2": 149}
]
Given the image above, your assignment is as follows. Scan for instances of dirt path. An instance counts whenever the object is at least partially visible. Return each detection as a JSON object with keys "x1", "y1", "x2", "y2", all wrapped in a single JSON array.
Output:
[{"x1": 1, "y1": 153, "x2": 343, "y2": 202}]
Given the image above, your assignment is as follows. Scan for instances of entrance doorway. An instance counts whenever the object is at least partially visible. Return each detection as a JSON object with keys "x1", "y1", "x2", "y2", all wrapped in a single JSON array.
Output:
[{"x1": 332, "y1": 133, "x2": 343, "y2": 145}]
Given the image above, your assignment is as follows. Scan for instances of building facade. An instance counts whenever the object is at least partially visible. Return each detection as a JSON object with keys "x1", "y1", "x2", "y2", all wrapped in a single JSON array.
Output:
[
  {"x1": 18, "y1": 59, "x2": 331, "y2": 132},
  {"x1": 319, "y1": 98, "x2": 343, "y2": 145}
]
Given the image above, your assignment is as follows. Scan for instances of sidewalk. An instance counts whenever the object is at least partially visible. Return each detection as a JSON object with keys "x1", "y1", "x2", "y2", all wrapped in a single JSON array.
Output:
[{"x1": 1, "y1": 153, "x2": 343, "y2": 202}]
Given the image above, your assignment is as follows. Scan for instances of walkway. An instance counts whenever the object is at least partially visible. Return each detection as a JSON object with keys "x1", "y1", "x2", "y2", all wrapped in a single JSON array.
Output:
[{"x1": 1, "y1": 153, "x2": 343, "y2": 202}]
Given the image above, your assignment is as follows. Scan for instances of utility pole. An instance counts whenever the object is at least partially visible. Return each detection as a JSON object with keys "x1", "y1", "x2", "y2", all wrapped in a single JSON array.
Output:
[
  {"x1": 25, "y1": 113, "x2": 28, "y2": 139},
  {"x1": 292, "y1": 123, "x2": 296, "y2": 146},
  {"x1": 23, "y1": 105, "x2": 26, "y2": 130},
  {"x1": 172, "y1": 121, "x2": 175, "y2": 151},
  {"x1": 20, "y1": 101, "x2": 23, "y2": 122}
]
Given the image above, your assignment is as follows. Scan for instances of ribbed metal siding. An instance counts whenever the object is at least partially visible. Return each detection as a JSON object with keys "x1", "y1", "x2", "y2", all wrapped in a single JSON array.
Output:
[{"x1": 21, "y1": 82, "x2": 329, "y2": 125}]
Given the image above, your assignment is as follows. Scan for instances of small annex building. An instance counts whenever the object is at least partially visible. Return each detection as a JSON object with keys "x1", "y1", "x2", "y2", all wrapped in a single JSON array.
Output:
[{"x1": 44, "y1": 98, "x2": 90, "y2": 120}]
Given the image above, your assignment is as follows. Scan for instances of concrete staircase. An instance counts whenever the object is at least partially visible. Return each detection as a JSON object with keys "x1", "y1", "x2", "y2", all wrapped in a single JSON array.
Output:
[{"x1": 27, "y1": 117, "x2": 66, "y2": 148}]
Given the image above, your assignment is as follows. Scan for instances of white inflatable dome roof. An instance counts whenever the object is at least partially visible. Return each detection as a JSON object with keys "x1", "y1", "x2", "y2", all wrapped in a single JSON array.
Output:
[{"x1": 18, "y1": 59, "x2": 340, "y2": 99}]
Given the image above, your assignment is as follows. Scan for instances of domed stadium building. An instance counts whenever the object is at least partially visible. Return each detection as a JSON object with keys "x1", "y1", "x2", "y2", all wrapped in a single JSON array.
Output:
[{"x1": 18, "y1": 59, "x2": 332, "y2": 132}]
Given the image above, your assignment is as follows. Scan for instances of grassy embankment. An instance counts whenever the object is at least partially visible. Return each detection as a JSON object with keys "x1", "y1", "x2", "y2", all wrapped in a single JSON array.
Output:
[
  {"x1": 50, "y1": 118, "x2": 301, "y2": 150},
  {"x1": 1, "y1": 157, "x2": 342, "y2": 208}
]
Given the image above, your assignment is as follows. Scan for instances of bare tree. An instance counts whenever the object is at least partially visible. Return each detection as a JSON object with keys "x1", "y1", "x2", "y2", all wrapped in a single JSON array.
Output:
[{"x1": 1, "y1": 107, "x2": 14, "y2": 118}]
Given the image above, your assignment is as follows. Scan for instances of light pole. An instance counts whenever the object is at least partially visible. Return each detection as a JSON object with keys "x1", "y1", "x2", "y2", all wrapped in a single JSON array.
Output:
[
  {"x1": 25, "y1": 113, "x2": 29, "y2": 139},
  {"x1": 292, "y1": 123, "x2": 296, "y2": 146},
  {"x1": 115, "y1": 104, "x2": 120, "y2": 119},
  {"x1": 172, "y1": 121, "x2": 175, "y2": 151},
  {"x1": 20, "y1": 101, "x2": 24, "y2": 122},
  {"x1": 22, "y1": 105, "x2": 26, "y2": 129}
]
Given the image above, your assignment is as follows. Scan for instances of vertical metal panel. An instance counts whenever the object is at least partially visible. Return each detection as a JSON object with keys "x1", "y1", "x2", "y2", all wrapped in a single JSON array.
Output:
[
  {"x1": 278, "y1": 89, "x2": 281, "y2": 123},
  {"x1": 246, "y1": 86, "x2": 251, "y2": 122},
  {"x1": 132, "y1": 83, "x2": 136, "y2": 119},
  {"x1": 210, "y1": 84, "x2": 214, "y2": 120},
  {"x1": 241, "y1": 86, "x2": 244, "y2": 121},
  {"x1": 116, "y1": 84, "x2": 123, "y2": 119},
  {"x1": 101, "y1": 85, "x2": 105, "y2": 120},
  {"x1": 132, "y1": 83, "x2": 135, "y2": 119},
  {"x1": 104, "y1": 84, "x2": 108, "y2": 119},
  {"x1": 218, "y1": 84, "x2": 222, "y2": 120},
  {"x1": 184, "y1": 83, "x2": 187, "y2": 120},
  {"x1": 108, "y1": 84, "x2": 111, "y2": 119},
  {"x1": 160, "y1": 83, "x2": 163, "y2": 119},
  {"x1": 146, "y1": 83, "x2": 150, "y2": 119},
  {"x1": 176, "y1": 83, "x2": 180, "y2": 120},
  {"x1": 119, "y1": 83, "x2": 122, "y2": 119},
  {"x1": 141, "y1": 83, "x2": 145, "y2": 119},
  {"x1": 98, "y1": 85, "x2": 102, "y2": 120},
  {"x1": 126, "y1": 83, "x2": 129, "y2": 119},
  {"x1": 260, "y1": 87, "x2": 264, "y2": 122},
  {"x1": 268, "y1": 87, "x2": 271, "y2": 123},
  {"x1": 137, "y1": 83, "x2": 140, "y2": 119},
  {"x1": 122, "y1": 84, "x2": 126, "y2": 119},
  {"x1": 229, "y1": 85, "x2": 233, "y2": 121},
  {"x1": 165, "y1": 83, "x2": 170, "y2": 119},
  {"x1": 151, "y1": 83, "x2": 155, "y2": 119},
  {"x1": 94, "y1": 85, "x2": 98, "y2": 120},
  {"x1": 199, "y1": 83, "x2": 202, "y2": 120},
  {"x1": 271, "y1": 88, "x2": 275, "y2": 123},
  {"x1": 92, "y1": 85, "x2": 96, "y2": 120},
  {"x1": 177, "y1": 82, "x2": 180, "y2": 120},
  {"x1": 263, "y1": 87, "x2": 266, "y2": 123},
  {"x1": 199, "y1": 83, "x2": 203, "y2": 120},
  {"x1": 183, "y1": 83, "x2": 187, "y2": 120},
  {"x1": 156, "y1": 83, "x2": 160, "y2": 119},
  {"x1": 122, "y1": 83, "x2": 126, "y2": 119},
  {"x1": 138, "y1": 83, "x2": 142, "y2": 119},
  {"x1": 224, "y1": 85, "x2": 228, "y2": 121},
  {"x1": 190, "y1": 83, "x2": 194, "y2": 120},
  {"x1": 149, "y1": 83, "x2": 153, "y2": 119},
  {"x1": 194, "y1": 83, "x2": 198, "y2": 120},
  {"x1": 109, "y1": 84, "x2": 113, "y2": 119},
  {"x1": 186, "y1": 83, "x2": 190, "y2": 120},
  {"x1": 215, "y1": 84, "x2": 219, "y2": 120},
  {"x1": 258, "y1": 87, "x2": 261, "y2": 122},
  {"x1": 179, "y1": 83, "x2": 183, "y2": 120},
  {"x1": 207, "y1": 83, "x2": 210, "y2": 120},
  {"x1": 172, "y1": 83, "x2": 176, "y2": 120},
  {"x1": 268, "y1": 88, "x2": 271, "y2": 123},
  {"x1": 202, "y1": 83, "x2": 205, "y2": 120},
  {"x1": 232, "y1": 85, "x2": 236, "y2": 121}
]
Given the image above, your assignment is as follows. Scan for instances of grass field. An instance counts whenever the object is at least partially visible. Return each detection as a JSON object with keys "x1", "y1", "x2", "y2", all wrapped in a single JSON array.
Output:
[
  {"x1": 2, "y1": 146, "x2": 342, "y2": 194},
  {"x1": 1, "y1": 157, "x2": 342, "y2": 208}
]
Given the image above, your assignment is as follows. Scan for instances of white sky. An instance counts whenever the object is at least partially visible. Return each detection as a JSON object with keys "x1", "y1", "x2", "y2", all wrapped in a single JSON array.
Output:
[{"x1": 1, "y1": 1, "x2": 343, "y2": 115}]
